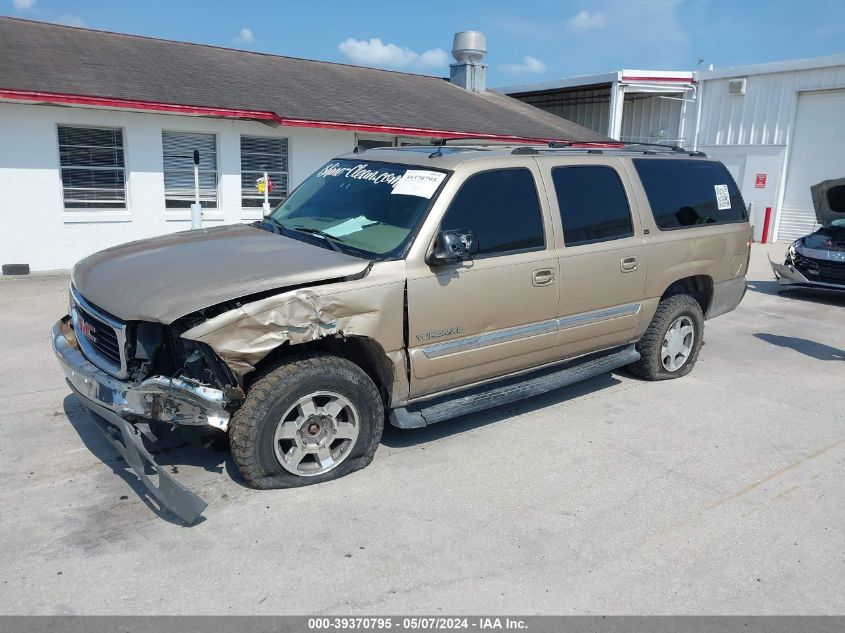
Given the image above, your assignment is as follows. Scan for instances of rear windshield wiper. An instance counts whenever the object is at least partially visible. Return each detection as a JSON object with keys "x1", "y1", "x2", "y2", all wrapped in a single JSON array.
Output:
[{"x1": 291, "y1": 226, "x2": 347, "y2": 253}]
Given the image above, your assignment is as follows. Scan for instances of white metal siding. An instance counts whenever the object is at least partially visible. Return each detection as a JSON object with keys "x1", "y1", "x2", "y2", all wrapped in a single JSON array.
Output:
[
  {"x1": 515, "y1": 87, "x2": 610, "y2": 135},
  {"x1": 620, "y1": 94, "x2": 684, "y2": 144},
  {"x1": 778, "y1": 88, "x2": 845, "y2": 243},
  {"x1": 695, "y1": 65, "x2": 845, "y2": 146}
]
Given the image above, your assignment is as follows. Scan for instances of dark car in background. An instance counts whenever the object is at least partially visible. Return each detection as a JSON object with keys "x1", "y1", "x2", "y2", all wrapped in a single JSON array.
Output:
[{"x1": 771, "y1": 178, "x2": 845, "y2": 293}]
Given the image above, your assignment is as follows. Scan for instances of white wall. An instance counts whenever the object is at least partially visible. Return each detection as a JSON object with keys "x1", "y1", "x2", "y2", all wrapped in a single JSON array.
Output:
[
  {"x1": 0, "y1": 103, "x2": 355, "y2": 270},
  {"x1": 698, "y1": 145, "x2": 785, "y2": 241}
]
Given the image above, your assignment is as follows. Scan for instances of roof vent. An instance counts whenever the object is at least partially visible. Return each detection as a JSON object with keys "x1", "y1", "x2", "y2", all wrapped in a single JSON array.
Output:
[
  {"x1": 728, "y1": 77, "x2": 747, "y2": 95},
  {"x1": 450, "y1": 31, "x2": 487, "y2": 92}
]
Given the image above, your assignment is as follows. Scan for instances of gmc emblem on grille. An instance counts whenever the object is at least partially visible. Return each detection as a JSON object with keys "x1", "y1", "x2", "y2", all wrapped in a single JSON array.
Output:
[{"x1": 77, "y1": 315, "x2": 96, "y2": 343}]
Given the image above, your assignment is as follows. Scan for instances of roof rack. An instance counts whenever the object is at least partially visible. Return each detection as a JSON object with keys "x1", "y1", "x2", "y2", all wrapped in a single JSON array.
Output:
[{"x1": 511, "y1": 141, "x2": 706, "y2": 157}]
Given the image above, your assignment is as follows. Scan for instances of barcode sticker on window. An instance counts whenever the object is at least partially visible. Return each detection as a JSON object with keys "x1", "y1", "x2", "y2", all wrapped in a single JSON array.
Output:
[
  {"x1": 392, "y1": 170, "x2": 446, "y2": 198},
  {"x1": 714, "y1": 184, "x2": 731, "y2": 210}
]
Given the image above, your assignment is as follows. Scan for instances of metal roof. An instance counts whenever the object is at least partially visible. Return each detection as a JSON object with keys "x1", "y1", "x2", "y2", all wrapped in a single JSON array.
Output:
[
  {"x1": 496, "y1": 69, "x2": 695, "y2": 95},
  {"x1": 696, "y1": 53, "x2": 845, "y2": 81},
  {"x1": 0, "y1": 17, "x2": 611, "y2": 144}
]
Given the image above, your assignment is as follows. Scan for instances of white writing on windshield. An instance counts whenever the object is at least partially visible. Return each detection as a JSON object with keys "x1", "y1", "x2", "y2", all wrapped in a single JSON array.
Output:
[{"x1": 317, "y1": 162, "x2": 403, "y2": 186}]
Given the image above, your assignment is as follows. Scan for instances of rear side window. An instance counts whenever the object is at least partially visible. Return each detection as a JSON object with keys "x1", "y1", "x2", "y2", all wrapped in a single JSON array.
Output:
[
  {"x1": 633, "y1": 159, "x2": 747, "y2": 230},
  {"x1": 441, "y1": 168, "x2": 544, "y2": 255},
  {"x1": 552, "y1": 166, "x2": 634, "y2": 246}
]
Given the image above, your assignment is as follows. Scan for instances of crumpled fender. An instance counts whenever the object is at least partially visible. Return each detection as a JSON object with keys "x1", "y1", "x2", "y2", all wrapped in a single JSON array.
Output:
[{"x1": 181, "y1": 260, "x2": 407, "y2": 385}]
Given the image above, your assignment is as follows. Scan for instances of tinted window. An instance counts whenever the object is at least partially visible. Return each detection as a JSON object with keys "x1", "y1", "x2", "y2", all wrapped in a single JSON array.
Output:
[
  {"x1": 633, "y1": 159, "x2": 747, "y2": 230},
  {"x1": 552, "y1": 166, "x2": 633, "y2": 246},
  {"x1": 441, "y1": 169, "x2": 544, "y2": 255}
]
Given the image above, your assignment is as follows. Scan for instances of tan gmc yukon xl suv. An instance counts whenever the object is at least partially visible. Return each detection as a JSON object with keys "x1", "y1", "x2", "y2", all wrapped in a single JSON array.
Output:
[{"x1": 52, "y1": 143, "x2": 751, "y2": 521}]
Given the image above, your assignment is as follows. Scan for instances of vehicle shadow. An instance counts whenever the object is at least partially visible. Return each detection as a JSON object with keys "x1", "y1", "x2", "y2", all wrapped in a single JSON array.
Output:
[
  {"x1": 62, "y1": 394, "x2": 246, "y2": 524},
  {"x1": 753, "y1": 333, "x2": 845, "y2": 361},
  {"x1": 746, "y1": 279, "x2": 845, "y2": 306},
  {"x1": 381, "y1": 372, "x2": 620, "y2": 448}
]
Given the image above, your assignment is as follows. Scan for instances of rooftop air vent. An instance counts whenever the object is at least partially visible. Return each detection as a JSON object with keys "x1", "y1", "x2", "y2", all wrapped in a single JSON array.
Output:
[{"x1": 450, "y1": 31, "x2": 487, "y2": 92}]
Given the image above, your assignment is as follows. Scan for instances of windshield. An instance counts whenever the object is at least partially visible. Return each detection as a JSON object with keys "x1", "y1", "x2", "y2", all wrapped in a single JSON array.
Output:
[{"x1": 268, "y1": 159, "x2": 449, "y2": 258}]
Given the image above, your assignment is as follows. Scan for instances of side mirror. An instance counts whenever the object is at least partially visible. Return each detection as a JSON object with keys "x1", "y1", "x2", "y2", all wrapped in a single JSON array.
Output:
[{"x1": 427, "y1": 230, "x2": 479, "y2": 266}]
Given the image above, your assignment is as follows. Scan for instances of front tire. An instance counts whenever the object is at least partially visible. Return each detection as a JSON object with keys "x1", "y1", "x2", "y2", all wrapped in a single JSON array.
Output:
[
  {"x1": 627, "y1": 294, "x2": 705, "y2": 381},
  {"x1": 229, "y1": 352, "x2": 384, "y2": 489}
]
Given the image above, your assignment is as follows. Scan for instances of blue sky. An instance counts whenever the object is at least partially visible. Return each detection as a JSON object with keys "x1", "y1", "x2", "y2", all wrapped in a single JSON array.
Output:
[{"x1": 4, "y1": 0, "x2": 844, "y2": 87}]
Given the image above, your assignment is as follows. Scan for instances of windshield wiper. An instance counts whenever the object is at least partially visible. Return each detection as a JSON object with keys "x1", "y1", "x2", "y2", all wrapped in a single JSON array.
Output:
[
  {"x1": 290, "y1": 226, "x2": 347, "y2": 253},
  {"x1": 259, "y1": 216, "x2": 287, "y2": 234}
]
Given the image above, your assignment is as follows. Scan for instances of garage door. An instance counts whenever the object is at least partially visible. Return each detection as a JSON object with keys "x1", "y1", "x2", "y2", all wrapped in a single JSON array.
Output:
[{"x1": 777, "y1": 88, "x2": 845, "y2": 243}]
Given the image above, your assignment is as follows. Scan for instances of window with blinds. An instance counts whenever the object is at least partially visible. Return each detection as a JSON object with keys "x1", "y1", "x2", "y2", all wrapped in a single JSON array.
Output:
[
  {"x1": 58, "y1": 126, "x2": 126, "y2": 209},
  {"x1": 240, "y1": 136, "x2": 289, "y2": 208},
  {"x1": 162, "y1": 131, "x2": 218, "y2": 208}
]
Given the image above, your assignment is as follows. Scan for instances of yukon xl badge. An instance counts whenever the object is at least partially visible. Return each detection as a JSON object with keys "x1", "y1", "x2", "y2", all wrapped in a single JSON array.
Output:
[{"x1": 417, "y1": 327, "x2": 462, "y2": 342}]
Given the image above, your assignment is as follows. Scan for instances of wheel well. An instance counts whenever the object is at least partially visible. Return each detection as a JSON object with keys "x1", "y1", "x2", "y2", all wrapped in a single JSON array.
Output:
[
  {"x1": 661, "y1": 275, "x2": 713, "y2": 315},
  {"x1": 248, "y1": 336, "x2": 393, "y2": 405}
]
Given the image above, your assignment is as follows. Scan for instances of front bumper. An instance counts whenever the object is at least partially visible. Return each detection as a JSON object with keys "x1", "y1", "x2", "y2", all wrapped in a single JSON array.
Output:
[
  {"x1": 52, "y1": 317, "x2": 229, "y2": 523},
  {"x1": 52, "y1": 317, "x2": 230, "y2": 431},
  {"x1": 769, "y1": 257, "x2": 845, "y2": 294}
]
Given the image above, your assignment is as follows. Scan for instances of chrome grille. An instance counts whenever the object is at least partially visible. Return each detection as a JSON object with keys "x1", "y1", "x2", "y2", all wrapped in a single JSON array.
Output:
[{"x1": 70, "y1": 286, "x2": 129, "y2": 378}]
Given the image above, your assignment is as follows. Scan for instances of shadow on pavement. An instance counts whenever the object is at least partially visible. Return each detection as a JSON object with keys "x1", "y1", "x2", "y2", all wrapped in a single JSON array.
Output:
[
  {"x1": 62, "y1": 394, "x2": 245, "y2": 524},
  {"x1": 753, "y1": 333, "x2": 845, "y2": 361},
  {"x1": 746, "y1": 278, "x2": 845, "y2": 306},
  {"x1": 381, "y1": 372, "x2": 621, "y2": 448}
]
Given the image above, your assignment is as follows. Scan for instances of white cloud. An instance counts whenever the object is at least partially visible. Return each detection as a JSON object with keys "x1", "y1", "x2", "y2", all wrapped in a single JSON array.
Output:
[
  {"x1": 338, "y1": 37, "x2": 449, "y2": 71},
  {"x1": 12, "y1": 0, "x2": 37, "y2": 10},
  {"x1": 56, "y1": 14, "x2": 85, "y2": 27},
  {"x1": 417, "y1": 47, "x2": 449, "y2": 68},
  {"x1": 568, "y1": 10, "x2": 608, "y2": 32},
  {"x1": 500, "y1": 56, "x2": 547, "y2": 75},
  {"x1": 234, "y1": 27, "x2": 254, "y2": 44},
  {"x1": 339, "y1": 38, "x2": 417, "y2": 67}
]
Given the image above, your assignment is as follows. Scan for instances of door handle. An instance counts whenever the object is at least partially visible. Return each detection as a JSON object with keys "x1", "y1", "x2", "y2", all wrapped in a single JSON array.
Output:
[
  {"x1": 532, "y1": 268, "x2": 556, "y2": 287},
  {"x1": 620, "y1": 256, "x2": 639, "y2": 272}
]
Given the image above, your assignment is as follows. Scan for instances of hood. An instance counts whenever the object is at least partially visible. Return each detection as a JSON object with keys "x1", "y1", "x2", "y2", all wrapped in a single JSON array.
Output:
[
  {"x1": 71, "y1": 224, "x2": 370, "y2": 324},
  {"x1": 810, "y1": 178, "x2": 845, "y2": 226}
]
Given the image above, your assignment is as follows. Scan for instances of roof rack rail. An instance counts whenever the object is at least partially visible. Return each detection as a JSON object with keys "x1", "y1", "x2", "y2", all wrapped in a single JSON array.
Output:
[{"x1": 508, "y1": 140, "x2": 707, "y2": 157}]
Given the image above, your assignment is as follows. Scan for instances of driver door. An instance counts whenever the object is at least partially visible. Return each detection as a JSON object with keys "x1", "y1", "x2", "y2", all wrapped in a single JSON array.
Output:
[{"x1": 406, "y1": 166, "x2": 560, "y2": 398}]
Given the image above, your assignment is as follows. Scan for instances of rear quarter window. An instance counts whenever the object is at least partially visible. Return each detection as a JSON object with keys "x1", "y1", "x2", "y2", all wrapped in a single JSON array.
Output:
[{"x1": 633, "y1": 159, "x2": 747, "y2": 230}]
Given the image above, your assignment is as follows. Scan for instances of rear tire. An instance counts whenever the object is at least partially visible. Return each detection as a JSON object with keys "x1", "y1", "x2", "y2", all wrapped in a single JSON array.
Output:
[
  {"x1": 627, "y1": 294, "x2": 704, "y2": 381},
  {"x1": 229, "y1": 352, "x2": 384, "y2": 489}
]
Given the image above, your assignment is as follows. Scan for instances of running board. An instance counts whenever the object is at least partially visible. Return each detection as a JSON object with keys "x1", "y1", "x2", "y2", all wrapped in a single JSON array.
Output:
[{"x1": 389, "y1": 344, "x2": 640, "y2": 429}]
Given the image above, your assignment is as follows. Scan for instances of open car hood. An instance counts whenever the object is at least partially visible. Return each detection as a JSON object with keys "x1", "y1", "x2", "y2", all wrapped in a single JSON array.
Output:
[
  {"x1": 811, "y1": 178, "x2": 845, "y2": 226},
  {"x1": 71, "y1": 224, "x2": 370, "y2": 324}
]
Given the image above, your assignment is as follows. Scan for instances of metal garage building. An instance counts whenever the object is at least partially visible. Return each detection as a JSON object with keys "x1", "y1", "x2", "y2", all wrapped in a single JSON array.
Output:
[
  {"x1": 692, "y1": 56, "x2": 845, "y2": 243},
  {"x1": 503, "y1": 55, "x2": 845, "y2": 243}
]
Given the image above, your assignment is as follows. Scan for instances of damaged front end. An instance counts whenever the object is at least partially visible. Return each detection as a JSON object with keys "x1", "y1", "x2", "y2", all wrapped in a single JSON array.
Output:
[
  {"x1": 770, "y1": 239, "x2": 845, "y2": 294},
  {"x1": 52, "y1": 290, "x2": 247, "y2": 523},
  {"x1": 771, "y1": 178, "x2": 845, "y2": 293}
]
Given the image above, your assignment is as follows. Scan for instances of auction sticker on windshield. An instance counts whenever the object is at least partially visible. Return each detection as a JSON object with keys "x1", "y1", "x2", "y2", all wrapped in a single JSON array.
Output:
[{"x1": 392, "y1": 170, "x2": 447, "y2": 198}]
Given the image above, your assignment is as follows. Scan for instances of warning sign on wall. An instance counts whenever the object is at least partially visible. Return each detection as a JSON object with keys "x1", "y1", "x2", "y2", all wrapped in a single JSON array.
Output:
[{"x1": 755, "y1": 173, "x2": 767, "y2": 188}]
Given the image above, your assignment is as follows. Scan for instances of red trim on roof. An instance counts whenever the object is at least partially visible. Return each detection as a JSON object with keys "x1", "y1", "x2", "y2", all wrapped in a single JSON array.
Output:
[
  {"x1": 0, "y1": 88, "x2": 569, "y2": 144},
  {"x1": 620, "y1": 76, "x2": 694, "y2": 83}
]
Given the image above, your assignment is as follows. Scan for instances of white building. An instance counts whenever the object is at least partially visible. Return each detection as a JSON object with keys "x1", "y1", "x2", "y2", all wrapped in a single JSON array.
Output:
[
  {"x1": 0, "y1": 19, "x2": 606, "y2": 272},
  {"x1": 502, "y1": 55, "x2": 845, "y2": 243}
]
